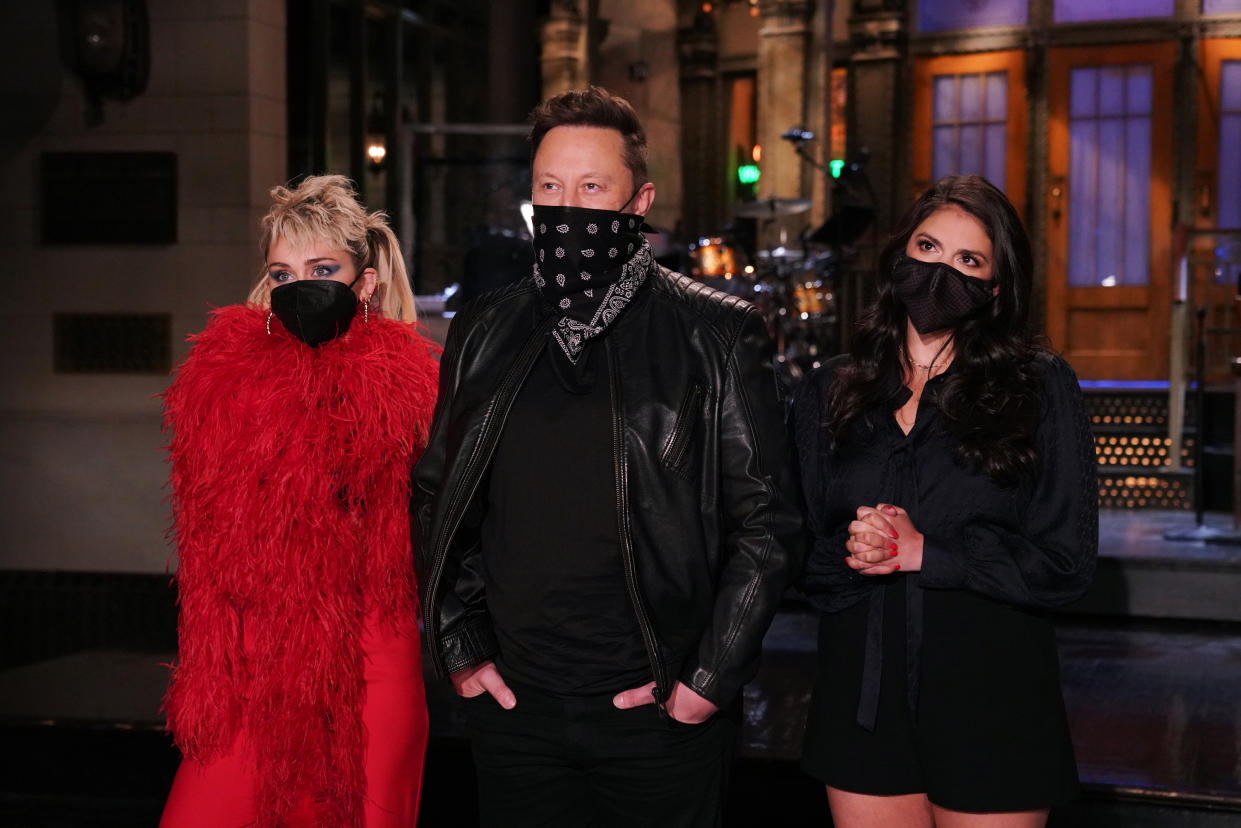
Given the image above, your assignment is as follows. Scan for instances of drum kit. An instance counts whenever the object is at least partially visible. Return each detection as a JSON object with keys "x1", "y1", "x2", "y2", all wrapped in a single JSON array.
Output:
[
  {"x1": 676, "y1": 133, "x2": 877, "y2": 385},
  {"x1": 684, "y1": 196, "x2": 841, "y2": 385}
]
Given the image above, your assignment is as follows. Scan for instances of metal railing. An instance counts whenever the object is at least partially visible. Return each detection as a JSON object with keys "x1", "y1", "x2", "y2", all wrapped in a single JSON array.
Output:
[{"x1": 1166, "y1": 227, "x2": 1241, "y2": 534}]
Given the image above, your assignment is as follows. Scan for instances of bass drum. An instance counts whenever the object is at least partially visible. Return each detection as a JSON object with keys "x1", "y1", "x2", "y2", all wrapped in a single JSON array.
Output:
[{"x1": 688, "y1": 237, "x2": 754, "y2": 299}]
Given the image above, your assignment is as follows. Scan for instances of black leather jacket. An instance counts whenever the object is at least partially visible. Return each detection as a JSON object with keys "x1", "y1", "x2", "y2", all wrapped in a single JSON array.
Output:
[{"x1": 412, "y1": 267, "x2": 804, "y2": 708}]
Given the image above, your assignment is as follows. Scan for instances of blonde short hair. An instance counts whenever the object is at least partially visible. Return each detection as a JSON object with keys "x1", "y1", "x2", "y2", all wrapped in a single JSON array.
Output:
[{"x1": 247, "y1": 175, "x2": 417, "y2": 323}]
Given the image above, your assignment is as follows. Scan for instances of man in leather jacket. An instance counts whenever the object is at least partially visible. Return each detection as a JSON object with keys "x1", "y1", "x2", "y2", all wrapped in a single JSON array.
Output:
[{"x1": 413, "y1": 86, "x2": 803, "y2": 828}]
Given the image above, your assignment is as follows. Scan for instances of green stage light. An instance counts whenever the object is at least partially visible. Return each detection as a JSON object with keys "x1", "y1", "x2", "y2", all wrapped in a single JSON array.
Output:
[
  {"x1": 830, "y1": 159, "x2": 844, "y2": 178},
  {"x1": 738, "y1": 164, "x2": 760, "y2": 184}
]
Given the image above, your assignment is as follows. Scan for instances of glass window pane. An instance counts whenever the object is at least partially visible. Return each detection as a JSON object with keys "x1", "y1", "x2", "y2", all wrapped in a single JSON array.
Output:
[
  {"x1": 933, "y1": 125, "x2": 956, "y2": 182},
  {"x1": 1054, "y1": 0, "x2": 1173, "y2": 23},
  {"x1": 1071, "y1": 68, "x2": 1097, "y2": 117},
  {"x1": 958, "y1": 125, "x2": 982, "y2": 176},
  {"x1": 985, "y1": 72, "x2": 1008, "y2": 119},
  {"x1": 1220, "y1": 115, "x2": 1241, "y2": 229},
  {"x1": 1126, "y1": 66, "x2": 1153, "y2": 116},
  {"x1": 1095, "y1": 118, "x2": 1125, "y2": 284},
  {"x1": 918, "y1": 0, "x2": 1028, "y2": 32},
  {"x1": 1204, "y1": 0, "x2": 1241, "y2": 14},
  {"x1": 1222, "y1": 61, "x2": 1241, "y2": 112},
  {"x1": 959, "y1": 75, "x2": 982, "y2": 120},
  {"x1": 1069, "y1": 120, "x2": 1099, "y2": 286},
  {"x1": 985, "y1": 124, "x2": 1007, "y2": 189},
  {"x1": 933, "y1": 75, "x2": 958, "y2": 123},
  {"x1": 1123, "y1": 118, "x2": 1151, "y2": 286},
  {"x1": 1098, "y1": 67, "x2": 1126, "y2": 117}
]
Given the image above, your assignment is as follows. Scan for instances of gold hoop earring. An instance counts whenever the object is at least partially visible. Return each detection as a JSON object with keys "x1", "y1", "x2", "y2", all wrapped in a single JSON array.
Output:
[{"x1": 266, "y1": 311, "x2": 273, "y2": 335}]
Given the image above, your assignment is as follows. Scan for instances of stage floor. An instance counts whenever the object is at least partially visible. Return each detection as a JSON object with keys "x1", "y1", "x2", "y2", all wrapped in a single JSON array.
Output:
[{"x1": 1, "y1": 508, "x2": 1240, "y2": 824}]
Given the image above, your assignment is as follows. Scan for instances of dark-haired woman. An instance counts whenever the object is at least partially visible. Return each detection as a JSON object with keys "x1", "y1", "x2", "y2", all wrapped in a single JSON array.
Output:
[{"x1": 791, "y1": 175, "x2": 1097, "y2": 828}]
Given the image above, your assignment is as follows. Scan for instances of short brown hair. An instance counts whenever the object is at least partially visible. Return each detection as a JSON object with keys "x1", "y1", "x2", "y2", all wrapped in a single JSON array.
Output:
[{"x1": 527, "y1": 86, "x2": 648, "y2": 188}]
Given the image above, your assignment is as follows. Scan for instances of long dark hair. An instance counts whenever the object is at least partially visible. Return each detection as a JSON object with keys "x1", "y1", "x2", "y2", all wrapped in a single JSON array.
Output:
[{"x1": 825, "y1": 174, "x2": 1046, "y2": 485}]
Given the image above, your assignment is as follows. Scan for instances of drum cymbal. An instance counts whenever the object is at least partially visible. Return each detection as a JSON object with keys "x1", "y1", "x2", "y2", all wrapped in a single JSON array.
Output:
[
  {"x1": 756, "y1": 245, "x2": 805, "y2": 261},
  {"x1": 735, "y1": 197, "x2": 813, "y2": 219}
]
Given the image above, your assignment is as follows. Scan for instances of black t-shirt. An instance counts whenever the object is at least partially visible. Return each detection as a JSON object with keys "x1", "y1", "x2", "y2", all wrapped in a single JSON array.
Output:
[{"x1": 480, "y1": 342, "x2": 651, "y2": 696}]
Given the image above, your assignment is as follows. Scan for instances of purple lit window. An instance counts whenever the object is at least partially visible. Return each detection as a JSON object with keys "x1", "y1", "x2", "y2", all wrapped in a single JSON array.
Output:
[
  {"x1": 931, "y1": 71, "x2": 1008, "y2": 189},
  {"x1": 1054, "y1": 0, "x2": 1173, "y2": 22},
  {"x1": 917, "y1": 0, "x2": 1027, "y2": 32},
  {"x1": 1067, "y1": 65, "x2": 1152, "y2": 287},
  {"x1": 1220, "y1": 62, "x2": 1241, "y2": 231},
  {"x1": 1216, "y1": 61, "x2": 1241, "y2": 284},
  {"x1": 1204, "y1": 0, "x2": 1241, "y2": 13}
]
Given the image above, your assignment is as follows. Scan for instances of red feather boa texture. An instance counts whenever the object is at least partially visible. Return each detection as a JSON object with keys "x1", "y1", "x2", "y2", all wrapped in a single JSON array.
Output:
[{"x1": 162, "y1": 304, "x2": 439, "y2": 828}]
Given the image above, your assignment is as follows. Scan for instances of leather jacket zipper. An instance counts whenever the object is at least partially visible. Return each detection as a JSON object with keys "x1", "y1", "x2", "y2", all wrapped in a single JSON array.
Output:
[
  {"x1": 423, "y1": 315, "x2": 555, "y2": 676},
  {"x1": 662, "y1": 383, "x2": 704, "y2": 470},
  {"x1": 606, "y1": 338, "x2": 668, "y2": 706}
]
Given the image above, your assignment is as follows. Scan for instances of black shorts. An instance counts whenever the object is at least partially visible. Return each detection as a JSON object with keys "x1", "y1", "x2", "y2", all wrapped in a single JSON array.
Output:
[{"x1": 801, "y1": 578, "x2": 1080, "y2": 813}]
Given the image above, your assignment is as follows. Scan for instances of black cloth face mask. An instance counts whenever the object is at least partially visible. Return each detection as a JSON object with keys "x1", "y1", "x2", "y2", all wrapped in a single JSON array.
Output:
[
  {"x1": 531, "y1": 202, "x2": 651, "y2": 364},
  {"x1": 890, "y1": 254, "x2": 996, "y2": 335},
  {"x1": 269, "y1": 278, "x2": 359, "y2": 347}
]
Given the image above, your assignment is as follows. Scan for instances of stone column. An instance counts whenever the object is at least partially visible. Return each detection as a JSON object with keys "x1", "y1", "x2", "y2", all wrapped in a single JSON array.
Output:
[
  {"x1": 847, "y1": 0, "x2": 906, "y2": 244},
  {"x1": 806, "y1": 0, "x2": 832, "y2": 229},
  {"x1": 756, "y1": 0, "x2": 814, "y2": 248},
  {"x1": 596, "y1": 0, "x2": 682, "y2": 232},
  {"x1": 539, "y1": 0, "x2": 589, "y2": 101},
  {"x1": 677, "y1": 9, "x2": 724, "y2": 238},
  {"x1": 757, "y1": 1, "x2": 813, "y2": 203},
  {"x1": 840, "y1": 0, "x2": 905, "y2": 331}
]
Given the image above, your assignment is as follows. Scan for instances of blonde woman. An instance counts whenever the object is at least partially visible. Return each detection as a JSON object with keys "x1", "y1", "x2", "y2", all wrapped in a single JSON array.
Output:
[{"x1": 160, "y1": 175, "x2": 438, "y2": 828}]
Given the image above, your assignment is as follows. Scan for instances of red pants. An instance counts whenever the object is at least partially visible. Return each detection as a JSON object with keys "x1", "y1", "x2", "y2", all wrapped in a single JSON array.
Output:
[{"x1": 160, "y1": 618, "x2": 428, "y2": 828}]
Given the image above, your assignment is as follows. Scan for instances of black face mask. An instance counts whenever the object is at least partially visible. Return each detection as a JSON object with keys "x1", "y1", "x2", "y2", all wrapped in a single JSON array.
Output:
[
  {"x1": 531, "y1": 202, "x2": 646, "y2": 300},
  {"x1": 890, "y1": 255, "x2": 996, "y2": 335},
  {"x1": 530, "y1": 202, "x2": 653, "y2": 367},
  {"x1": 269, "y1": 279, "x2": 359, "y2": 347}
]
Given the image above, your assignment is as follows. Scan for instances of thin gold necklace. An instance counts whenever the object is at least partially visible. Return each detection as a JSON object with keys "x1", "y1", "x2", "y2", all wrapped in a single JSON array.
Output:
[{"x1": 909, "y1": 354, "x2": 950, "y2": 371}]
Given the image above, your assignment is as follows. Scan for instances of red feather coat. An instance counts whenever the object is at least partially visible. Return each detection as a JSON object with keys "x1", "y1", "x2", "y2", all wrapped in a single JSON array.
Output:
[{"x1": 162, "y1": 304, "x2": 439, "y2": 827}]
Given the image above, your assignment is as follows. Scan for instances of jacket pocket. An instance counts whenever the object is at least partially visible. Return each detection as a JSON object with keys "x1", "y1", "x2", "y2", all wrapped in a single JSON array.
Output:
[{"x1": 661, "y1": 383, "x2": 705, "y2": 476}]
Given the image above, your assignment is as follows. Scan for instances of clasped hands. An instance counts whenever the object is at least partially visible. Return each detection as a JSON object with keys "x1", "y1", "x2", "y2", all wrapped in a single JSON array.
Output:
[
  {"x1": 451, "y1": 662, "x2": 719, "y2": 724},
  {"x1": 846, "y1": 503, "x2": 924, "y2": 576}
]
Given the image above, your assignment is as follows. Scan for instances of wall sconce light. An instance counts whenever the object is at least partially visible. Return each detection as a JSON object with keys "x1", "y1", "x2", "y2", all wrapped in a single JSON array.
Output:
[
  {"x1": 61, "y1": 0, "x2": 151, "y2": 127},
  {"x1": 365, "y1": 93, "x2": 387, "y2": 172}
]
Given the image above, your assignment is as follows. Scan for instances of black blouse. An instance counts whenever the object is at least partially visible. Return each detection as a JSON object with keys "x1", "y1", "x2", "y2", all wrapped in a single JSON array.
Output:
[{"x1": 790, "y1": 352, "x2": 1098, "y2": 729}]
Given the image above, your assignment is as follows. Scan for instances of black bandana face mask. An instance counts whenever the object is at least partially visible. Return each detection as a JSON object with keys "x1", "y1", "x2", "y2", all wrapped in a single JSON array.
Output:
[
  {"x1": 531, "y1": 203, "x2": 646, "y2": 292},
  {"x1": 269, "y1": 278, "x2": 359, "y2": 347},
  {"x1": 531, "y1": 202, "x2": 652, "y2": 364},
  {"x1": 890, "y1": 254, "x2": 996, "y2": 335}
]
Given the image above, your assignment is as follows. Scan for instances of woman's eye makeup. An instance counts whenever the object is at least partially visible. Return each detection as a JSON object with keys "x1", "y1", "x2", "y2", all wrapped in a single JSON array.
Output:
[{"x1": 266, "y1": 264, "x2": 341, "y2": 281}]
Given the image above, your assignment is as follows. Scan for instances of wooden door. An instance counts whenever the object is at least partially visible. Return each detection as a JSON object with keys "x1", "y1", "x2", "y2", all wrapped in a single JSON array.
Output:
[
  {"x1": 912, "y1": 50, "x2": 1028, "y2": 215},
  {"x1": 1046, "y1": 43, "x2": 1175, "y2": 380}
]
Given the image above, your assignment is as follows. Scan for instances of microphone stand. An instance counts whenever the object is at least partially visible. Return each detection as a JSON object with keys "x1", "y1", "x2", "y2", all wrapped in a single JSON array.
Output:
[{"x1": 788, "y1": 139, "x2": 830, "y2": 177}]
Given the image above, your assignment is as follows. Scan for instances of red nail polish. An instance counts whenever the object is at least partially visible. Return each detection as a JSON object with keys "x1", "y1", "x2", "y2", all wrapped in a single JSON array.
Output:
[
  {"x1": 890, "y1": 549, "x2": 898, "y2": 557},
  {"x1": 893, "y1": 564, "x2": 901, "y2": 571},
  {"x1": 889, "y1": 543, "x2": 897, "y2": 552},
  {"x1": 890, "y1": 531, "x2": 899, "y2": 539}
]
